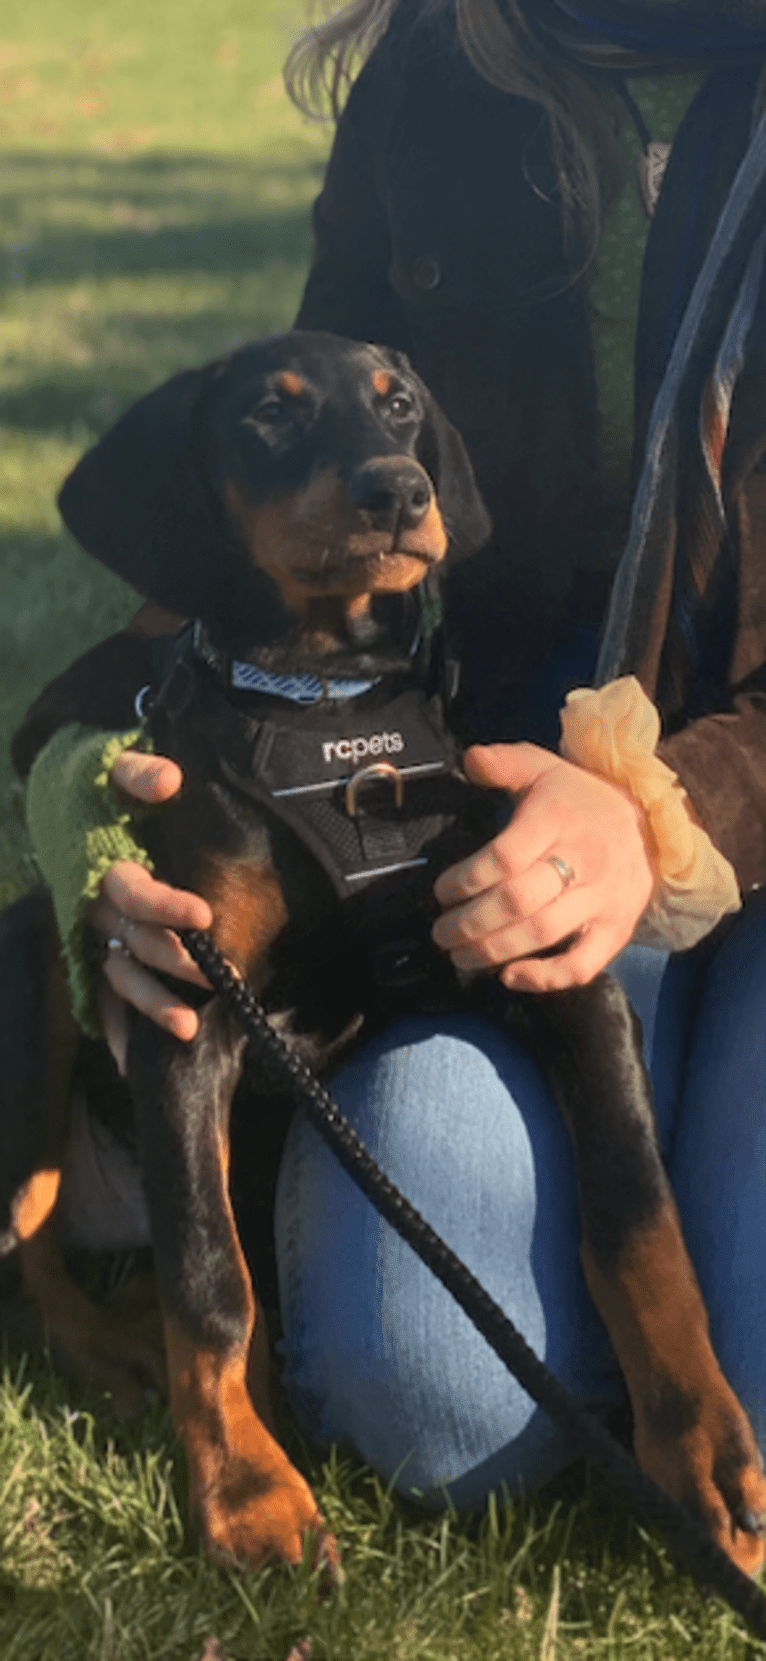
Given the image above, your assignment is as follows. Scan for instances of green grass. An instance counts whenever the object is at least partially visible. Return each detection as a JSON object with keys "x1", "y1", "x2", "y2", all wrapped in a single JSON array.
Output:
[
  {"x1": 2, "y1": 1351, "x2": 761, "y2": 1661},
  {"x1": 1, "y1": 3, "x2": 765, "y2": 1657},
  {"x1": 0, "y1": 0, "x2": 328, "y2": 904}
]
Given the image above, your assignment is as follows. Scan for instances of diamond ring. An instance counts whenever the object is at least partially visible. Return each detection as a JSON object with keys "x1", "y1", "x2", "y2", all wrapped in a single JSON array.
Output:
[{"x1": 546, "y1": 854, "x2": 576, "y2": 891}]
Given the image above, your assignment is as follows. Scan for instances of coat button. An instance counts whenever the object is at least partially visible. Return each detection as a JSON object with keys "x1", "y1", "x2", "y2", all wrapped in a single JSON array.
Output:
[{"x1": 412, "y1": 255, "x2": 441, "y2": 291}]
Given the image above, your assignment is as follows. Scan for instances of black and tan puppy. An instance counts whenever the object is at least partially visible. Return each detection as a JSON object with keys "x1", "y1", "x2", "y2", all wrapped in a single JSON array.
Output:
[{"x1": 2, "y1": 332, "x2": 765, "y2": 1576}]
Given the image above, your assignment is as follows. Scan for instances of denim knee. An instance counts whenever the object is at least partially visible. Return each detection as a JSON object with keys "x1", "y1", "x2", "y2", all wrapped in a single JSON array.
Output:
[
  {"x1": 274, "y1": 924, "x2": 766, "y2": 1501},
  {"x1": 275, "y1": 1014, "x2": 622, "y2": 1507}
]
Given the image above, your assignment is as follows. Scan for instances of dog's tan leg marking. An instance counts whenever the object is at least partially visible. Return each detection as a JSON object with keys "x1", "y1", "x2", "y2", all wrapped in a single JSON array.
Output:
[
  {"x1": 164, "y1": 1319, "x2": 337, "y2": 1571},
  {"x1": 346, "y1": 592, "x2": 373, "y2": 621},
  {"x1": 582, "y1": 1199, "x2": 766, "y2": 1574},
  {"x1": 13, "y1": 1169, "x2": 61, "y2": 1239},
  {"x1": 140, "y1": 1009, "x2": 338, "y2": 1574},
  {"x1": 246, "y1": 1292, "x2": 277, "y2": 1437},
  {"x1": 162, "y1": 1179, "x2": 337, "y2": 1575},
  {"x1": 14, "y1": 949, "x2": 165, "y2": 1412},
  {"x1": 19, "y1": 1222, "x2": 167, "y2": 1413}
]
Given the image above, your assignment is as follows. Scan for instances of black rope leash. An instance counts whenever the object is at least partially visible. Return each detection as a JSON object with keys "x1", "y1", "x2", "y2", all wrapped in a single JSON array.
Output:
[{"x1": 178, "y1": 926, "x2": 766, "y2": 1639}]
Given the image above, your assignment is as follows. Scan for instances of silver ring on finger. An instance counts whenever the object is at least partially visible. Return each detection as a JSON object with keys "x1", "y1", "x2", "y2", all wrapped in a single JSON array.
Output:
[
  {"x1": 546, "y1": 854, "x2": 576, "y2": 892},
  {"x1": 105, "y1": 935, "x2": 131, "y2": 955}
]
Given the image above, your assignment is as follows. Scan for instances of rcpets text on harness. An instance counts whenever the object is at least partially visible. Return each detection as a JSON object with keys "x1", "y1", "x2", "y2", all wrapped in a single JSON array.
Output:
[{"x1": 178, "y1": 926, "x2": 766, "y2": 1641}]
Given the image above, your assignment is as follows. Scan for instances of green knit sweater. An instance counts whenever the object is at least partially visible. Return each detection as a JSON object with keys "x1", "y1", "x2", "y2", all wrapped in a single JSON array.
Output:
[{"x1": 26, "y1": 724, "x2": 155, "y2": 1033}]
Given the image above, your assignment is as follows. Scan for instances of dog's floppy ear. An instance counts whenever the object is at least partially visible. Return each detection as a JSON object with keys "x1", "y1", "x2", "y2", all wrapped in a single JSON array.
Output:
[
  {"x1": 384, "y1": 351, "x2": 492, "y2": 558},
  {"x1": 57, "y1": 367, "x2": 270, "y2": 632}
]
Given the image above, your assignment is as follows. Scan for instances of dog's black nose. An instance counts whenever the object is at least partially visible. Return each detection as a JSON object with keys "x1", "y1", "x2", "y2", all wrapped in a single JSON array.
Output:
[{"x1": 349, "y1": 458, "x2": 432, "y2": 530}]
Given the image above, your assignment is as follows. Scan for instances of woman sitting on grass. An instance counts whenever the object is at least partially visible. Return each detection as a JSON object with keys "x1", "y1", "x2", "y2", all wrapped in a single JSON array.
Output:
[{"x1": 21, "y1": 0, "x2": 766, "y2": 1566}]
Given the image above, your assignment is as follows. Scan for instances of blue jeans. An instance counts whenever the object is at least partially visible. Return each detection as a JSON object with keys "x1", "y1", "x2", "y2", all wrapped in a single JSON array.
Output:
[{"x1": 274, "y1": 901, "x2": 766, "y2": 1508}]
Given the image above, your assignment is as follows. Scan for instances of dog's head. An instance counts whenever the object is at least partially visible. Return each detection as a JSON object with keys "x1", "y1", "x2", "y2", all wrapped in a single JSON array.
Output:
[{"x1": 58, "y1": 332, "x2": 491, "y2": 652}]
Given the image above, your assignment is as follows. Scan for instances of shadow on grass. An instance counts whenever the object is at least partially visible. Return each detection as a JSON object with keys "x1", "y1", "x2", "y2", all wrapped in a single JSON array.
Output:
[
  {"x1": 1, "y1": 148, "x2": 321, "y2": 285},
  {"x1": 2, "y1": 149, "x2": 322, "y2": 434},
  {"x1": 2, "y1": 305, "x2": 302, "y2": 436},
  {"x1": 0, "y1": 527, "x2": 137, "y2": 670}
]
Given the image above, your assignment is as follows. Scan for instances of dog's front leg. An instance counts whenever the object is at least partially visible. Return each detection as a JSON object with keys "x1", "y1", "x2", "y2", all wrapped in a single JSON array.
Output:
[
  {"x1": 509, "y1": 975, "x2": 766, "y2": 1573},
  {"x1": 127, "y1": 1000, "x2": 337, "y2": 1573}
]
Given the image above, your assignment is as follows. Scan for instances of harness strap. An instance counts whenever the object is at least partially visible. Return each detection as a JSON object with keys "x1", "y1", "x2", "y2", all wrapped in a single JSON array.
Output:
[{"x1": 146, "y1": 625, "x2": 486, "y2": 990}]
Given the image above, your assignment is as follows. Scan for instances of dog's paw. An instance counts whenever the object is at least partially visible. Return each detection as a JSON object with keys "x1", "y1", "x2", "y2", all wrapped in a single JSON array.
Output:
[
  {"x1": 634, "y1": 1376, "x2": 766, "y2": 1575},
  {"x1": 199, "y1": 1457, "x2": 340, "y2": 1579},
  {"x1": 170, "y1": 1340, "x2": 341, "y2": 1580}
]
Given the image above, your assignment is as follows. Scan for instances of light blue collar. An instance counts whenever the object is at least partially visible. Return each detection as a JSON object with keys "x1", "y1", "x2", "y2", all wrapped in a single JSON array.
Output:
[
  {"x1": 230, "y1": 659, "x2": 380, "y2": 704},
  {"x1": 192, "y1": 619, "x2": 380, "y2": 705}
]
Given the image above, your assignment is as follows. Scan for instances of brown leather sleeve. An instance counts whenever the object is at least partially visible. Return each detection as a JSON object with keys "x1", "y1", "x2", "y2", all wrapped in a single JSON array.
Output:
[{"x1": 659, "y1": 694, "x2": 766, "y2": 894}]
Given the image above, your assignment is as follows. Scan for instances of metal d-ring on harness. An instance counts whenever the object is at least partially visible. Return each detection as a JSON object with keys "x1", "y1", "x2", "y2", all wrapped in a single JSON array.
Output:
[
  {"x1": 178, "y1": 924, "x2": 766, "y2": 1639},
  {"x1": 345, "y1": 760, "x2": 404, "y2": 817}
]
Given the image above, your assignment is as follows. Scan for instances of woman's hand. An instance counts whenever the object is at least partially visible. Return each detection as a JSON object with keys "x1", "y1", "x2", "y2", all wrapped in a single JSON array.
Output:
[
  {"x1": 432, "y1": 743, "x2": 655, "y2": 991},
  {"x1": 89, "y1": 750, "x2": 212, "y2": 1071}
]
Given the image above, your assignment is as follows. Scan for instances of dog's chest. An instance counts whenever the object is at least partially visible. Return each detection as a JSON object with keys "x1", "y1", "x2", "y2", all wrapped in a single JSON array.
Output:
[
  {"x1": 143, "y1": 644, "x2": 501, "y2": 1026},
  {"x1": 209, "y1": 684, "x2": 485, "y2": 896}
]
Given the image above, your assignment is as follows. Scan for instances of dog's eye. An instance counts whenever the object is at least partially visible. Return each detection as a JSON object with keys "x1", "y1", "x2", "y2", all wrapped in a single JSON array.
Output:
[
  {"x1": 251, "y1": 397, "x2": 284, "y2": 425},
  {"x1": 388, "y1": 393, "x2": 415, "y2": 420}
]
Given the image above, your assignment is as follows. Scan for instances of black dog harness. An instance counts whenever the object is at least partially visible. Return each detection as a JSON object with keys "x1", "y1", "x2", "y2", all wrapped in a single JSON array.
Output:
[{"x1": 144, "y1": 621, "x2": 497, "y2": 993}]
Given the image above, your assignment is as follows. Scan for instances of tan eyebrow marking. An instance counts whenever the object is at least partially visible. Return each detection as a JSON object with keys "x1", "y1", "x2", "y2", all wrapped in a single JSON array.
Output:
[
  {"x1": 275, "y1": 370, "x2": 305, "y2": 396},
  {"x1": 372, "y1": 369, "x2": 393, "y2": 396}
]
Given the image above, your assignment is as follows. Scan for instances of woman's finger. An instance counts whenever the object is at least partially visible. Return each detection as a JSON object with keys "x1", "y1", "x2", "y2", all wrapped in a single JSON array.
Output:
[
  {"x1": 102, "y1": 947, "x2": 201, "y2": 1044},
  {"x1": 98, "y1": 984, "x2": 131, "y2": 1077},
  {"x1": 500, "y1": 924, "x2": 624, "y2": 992},
  {"x1": 433, "y1": 782, "x2": 572, "y2": 908},
  {"x1": 110, "y1": 750, "x2": 184, "y2": 804},
  {"x1": 433, "y1": 839, "x2": 510, "y2": 906},
  {"x1": 461, "y1": 741, "x2": 560, "y2": 794},
  {"x1": 445, "y1": 885, "x2": 590, "y2": 972},
  {"x1": 432, "y1": 857, "x2": 567, "y2": 949},
  {"x1": 101, "y1": 914, "x2": 211, "y2": 985},
  {"x1": 433, "y1": 741, "x2": 568, "y2": 906},
  {"x1": 91, "y1": 873, "x2": 211, "y2": 987},
  {"x1": 99, "y1": 860, "x2": 213, "y2": 932}
]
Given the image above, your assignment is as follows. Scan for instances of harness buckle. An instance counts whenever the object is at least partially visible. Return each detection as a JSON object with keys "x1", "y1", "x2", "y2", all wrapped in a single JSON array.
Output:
[{"x1": 345, "y1": 762, "x2": 404, "y2": 817}]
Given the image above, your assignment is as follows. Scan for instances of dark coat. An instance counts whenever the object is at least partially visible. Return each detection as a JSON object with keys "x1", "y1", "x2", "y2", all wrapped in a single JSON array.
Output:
[{"x1": 294, "y1": 0, "x2": 766, "y2": 891}]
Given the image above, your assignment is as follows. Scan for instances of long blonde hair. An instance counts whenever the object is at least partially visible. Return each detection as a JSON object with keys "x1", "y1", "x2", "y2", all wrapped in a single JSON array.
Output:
[{"x1": 284, "y1": 0, "x2": 622, "y2": 262}]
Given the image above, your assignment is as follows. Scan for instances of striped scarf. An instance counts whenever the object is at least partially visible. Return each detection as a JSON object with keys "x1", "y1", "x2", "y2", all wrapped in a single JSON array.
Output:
[
  {"x1": 596, "y1": 67, "x2": 766, "y2": 705},
  {"x1": 519, "y1": 4, "x2": 766, "y2": 709}
]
